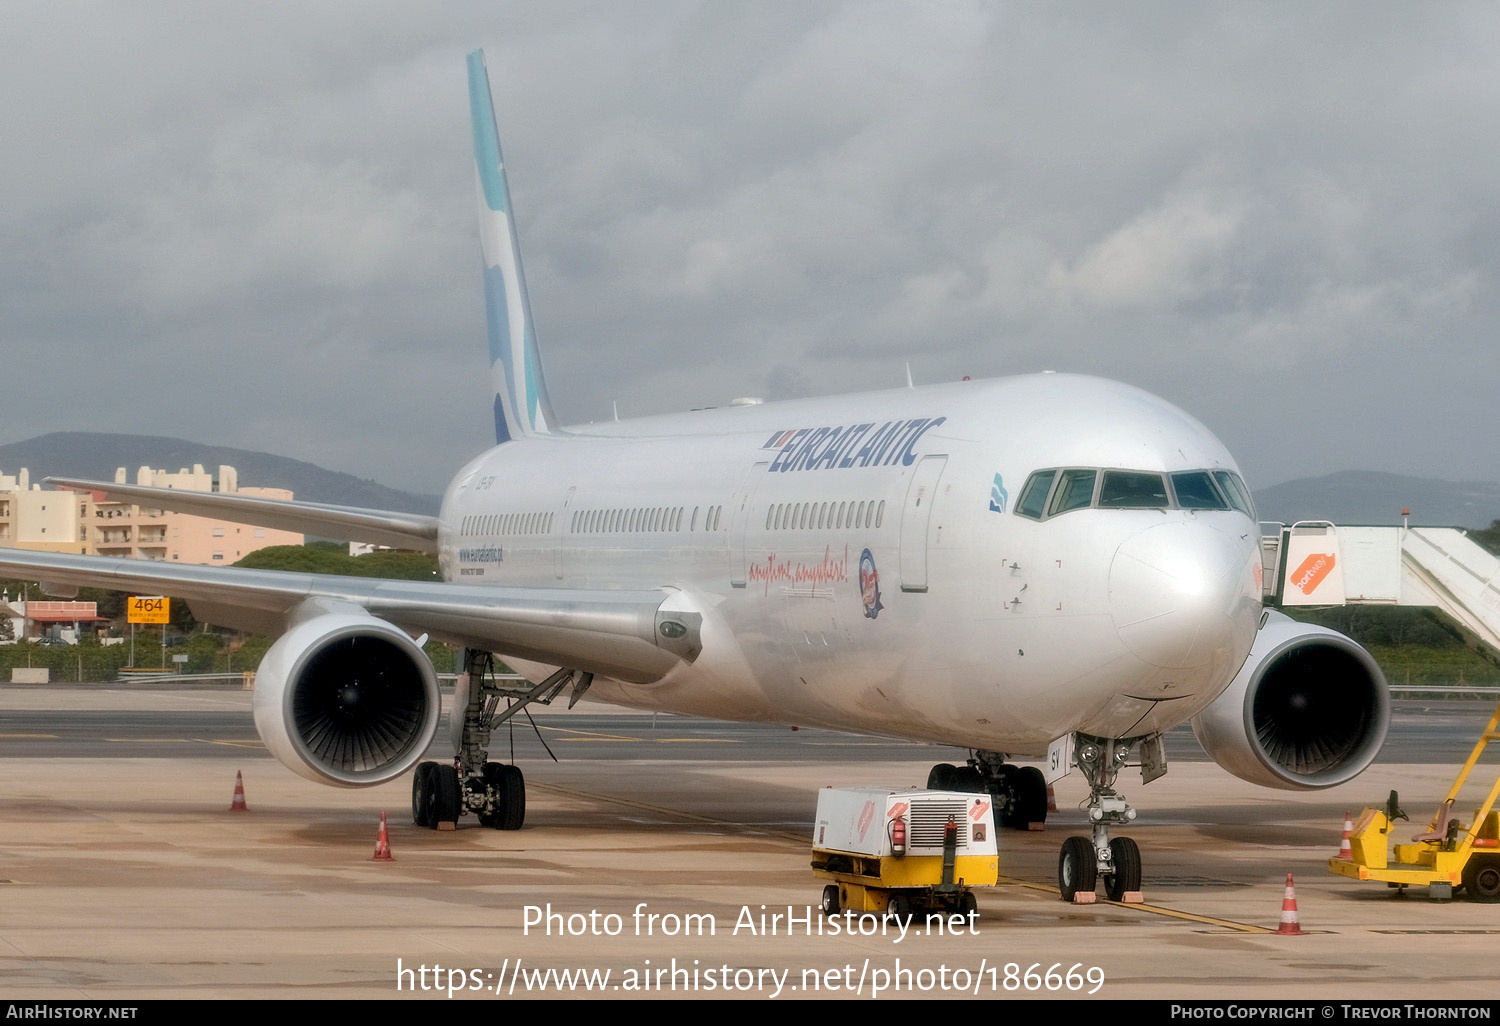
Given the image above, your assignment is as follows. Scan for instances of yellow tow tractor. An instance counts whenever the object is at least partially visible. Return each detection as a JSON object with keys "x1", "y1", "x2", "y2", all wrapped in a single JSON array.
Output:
[
  {"x1": 810, "y1": 787, "x2": 999, "y2": 919},
  {"x1": 1329, "y1": 699, "x2": 1500, "y2": 902}
]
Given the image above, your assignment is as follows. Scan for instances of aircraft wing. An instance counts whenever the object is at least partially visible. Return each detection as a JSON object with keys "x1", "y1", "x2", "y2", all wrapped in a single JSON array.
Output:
[
  {"x1": 47, "y1": 477, "x2": 440, "y2": 554},
  {"x1": 0, "y1": 548, "x2": 699, "y2": 683}
]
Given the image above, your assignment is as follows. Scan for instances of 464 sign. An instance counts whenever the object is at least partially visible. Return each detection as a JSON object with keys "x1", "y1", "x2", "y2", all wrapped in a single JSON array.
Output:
[{"x1": 127, "y1": 596, "x2": 170, "y2": 624}]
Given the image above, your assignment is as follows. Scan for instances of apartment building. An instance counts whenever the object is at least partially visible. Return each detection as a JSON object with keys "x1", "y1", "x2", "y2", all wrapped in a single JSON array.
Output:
[
  {"x1": 0, "y1": 468, "x2": 86, "y2": 553},
  {"x1": 1, "y1": 464, "x2": 302, "y2": 564}
]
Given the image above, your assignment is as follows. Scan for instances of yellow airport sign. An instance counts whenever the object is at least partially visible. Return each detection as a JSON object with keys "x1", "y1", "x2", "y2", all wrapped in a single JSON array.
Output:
[{"x1": 127, "y1": 596, "x2": 170, "y2": 624}]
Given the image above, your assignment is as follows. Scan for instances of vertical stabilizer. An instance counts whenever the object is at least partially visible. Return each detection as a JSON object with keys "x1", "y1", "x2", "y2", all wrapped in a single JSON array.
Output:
[{"x1": 467, "y1": 50, "x2": 558, "y2": 442}]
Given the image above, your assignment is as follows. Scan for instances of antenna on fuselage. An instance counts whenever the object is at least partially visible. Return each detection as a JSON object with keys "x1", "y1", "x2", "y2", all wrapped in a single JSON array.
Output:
[{"x1": 905, "y1": 363, "x2": 915, "y2": 389}]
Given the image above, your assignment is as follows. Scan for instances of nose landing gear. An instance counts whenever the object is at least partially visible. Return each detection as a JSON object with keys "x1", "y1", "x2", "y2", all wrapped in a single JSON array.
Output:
[{"x1": 1057, "y1": 733, "x2": 1160, "y2": 903}]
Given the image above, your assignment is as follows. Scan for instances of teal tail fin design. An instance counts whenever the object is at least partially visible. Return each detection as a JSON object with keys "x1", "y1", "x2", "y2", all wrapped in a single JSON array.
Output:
[{"x1": 468, "y1": 50, "x2": 558, "y2": 443}]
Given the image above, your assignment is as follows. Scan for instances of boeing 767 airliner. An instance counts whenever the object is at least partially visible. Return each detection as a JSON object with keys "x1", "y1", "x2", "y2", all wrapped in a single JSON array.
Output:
[{"x1": 0, "y1": 51, "x2": 1389, "y2": 902}]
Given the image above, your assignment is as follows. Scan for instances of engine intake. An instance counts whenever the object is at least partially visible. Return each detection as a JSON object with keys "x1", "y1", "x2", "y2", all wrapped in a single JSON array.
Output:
[
  {"x1": 1191, "y1": 610, "x2": 1389, "y2": 789},
  {"x1": 252, "y1": 611, "x2": 441, "y2": 787}
]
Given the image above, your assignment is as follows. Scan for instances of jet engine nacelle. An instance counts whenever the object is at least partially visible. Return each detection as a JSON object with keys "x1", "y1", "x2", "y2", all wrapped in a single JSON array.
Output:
[
  {"x1": 1191, "y1": 610, "x2": 1389, "y2": 790},
  {"x1": 252, "y1": 611, "x2": 441, "y2": 787}
]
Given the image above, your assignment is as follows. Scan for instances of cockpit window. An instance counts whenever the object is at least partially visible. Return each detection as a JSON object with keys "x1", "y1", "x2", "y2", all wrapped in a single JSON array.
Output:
[
  {"x1": 1013, "y1": 466, "x2": 1255, "y2": 521},
  {"x1": 1170, "y1": 471, "x2": 1230, "y2": 510},
  {"x1": 1015, "y1": 470, "x2": 1055, "y2": 519},
  {"x1": 1049, "y1": 469, "x2": 1097, "y2": 516},
  {"x1": 1098, "y1": 471, "x2": 1168, "y2": 508},
  {"x1": 1212, "y1": 470, "x2": 1255, "y2": 518}
]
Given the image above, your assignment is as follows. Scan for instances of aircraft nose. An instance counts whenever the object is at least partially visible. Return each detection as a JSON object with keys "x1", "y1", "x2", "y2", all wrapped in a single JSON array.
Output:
[{"x1": 1108, "y1": 520, "x2": 1260, "y2": 671}]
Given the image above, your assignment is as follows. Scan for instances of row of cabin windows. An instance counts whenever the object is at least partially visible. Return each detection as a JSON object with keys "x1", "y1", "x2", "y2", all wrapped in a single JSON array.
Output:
[
  {"x1": 463, "y1": 505, "x2": 729, "y2": 538},
  {"x1": 1014, "y1": 468, "x2": 1255, "y2": 521},
  {"x1": 569, "y1": 504, "x2": 724, "y2": 535},
  {"x1": 764, "y1": 499, "x2": 885, "y2": 533},
  {"x1": 461, "y1": 512, "x2": 555, "y2": 536}
]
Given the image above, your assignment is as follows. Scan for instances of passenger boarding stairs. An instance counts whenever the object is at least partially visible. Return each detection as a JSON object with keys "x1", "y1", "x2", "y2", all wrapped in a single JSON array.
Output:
[{"x1": 1261, "y1": 521, "x2": 1500, "y2": 661}]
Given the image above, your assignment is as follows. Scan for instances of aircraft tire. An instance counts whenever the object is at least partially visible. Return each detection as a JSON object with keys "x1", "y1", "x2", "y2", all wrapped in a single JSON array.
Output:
[
  {"x1": 927, "y1": 763, "x2": 956, "y2": 790},
  {"x1": 478, "y1": 763, "x2": 525, "y2": 830},
  {"x1": 1010, "y1": 765, "x2": 1048, "y2": 830},
  {"x1": 1105, "y1": 837, "x2": 1142, "y2": 901},
  {"x1": 428, "y1": 763, "x2": 461, "y2": 826},
  {"x1": 412, "y1": 762, "x2": 435, "y2": 827},
  {"x1": 498, "y1": 764, "x2": 525, "y2": 830},
  {"x1": 1058, "y1": 836, "x2": 1096, "y2": 901},
  {"x1": 950, "y1": 766, "x2": 986, "y2": 793}
]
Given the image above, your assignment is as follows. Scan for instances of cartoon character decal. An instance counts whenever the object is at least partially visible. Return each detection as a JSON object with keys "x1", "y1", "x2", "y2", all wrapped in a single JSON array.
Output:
[{"x1": 859, "y1": 548, "x2": 883, "y2": 619}]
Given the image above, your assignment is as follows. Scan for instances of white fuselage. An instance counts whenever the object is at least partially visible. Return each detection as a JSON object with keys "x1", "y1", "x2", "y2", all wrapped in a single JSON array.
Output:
[{"x1": 437, "y1": 373, "x2": 1264, "y2": 755}]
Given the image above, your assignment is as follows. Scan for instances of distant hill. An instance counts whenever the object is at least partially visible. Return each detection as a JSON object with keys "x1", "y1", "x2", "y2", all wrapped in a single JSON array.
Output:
[
  {"x1": 1254, "y1": 470, "x2": 1500, "y2": 530},
  {"x1": 0, "y1": 432, "x2": 440, "y2": 515}
]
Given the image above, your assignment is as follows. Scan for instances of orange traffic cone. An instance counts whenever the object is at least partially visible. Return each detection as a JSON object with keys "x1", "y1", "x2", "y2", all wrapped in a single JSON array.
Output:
[
  {"x1": 228, "y1": 771, "x2": 249, "y2": 812},
  {"x1": 1337, "y1": 811, "x2": 1354, "y2": 860},
  {"x1": 372, "y1": 811, "x2": 395, "y2": 862},
  {"x1": 1276, "y1": 873, "x2": 1305, "y2": 935}
]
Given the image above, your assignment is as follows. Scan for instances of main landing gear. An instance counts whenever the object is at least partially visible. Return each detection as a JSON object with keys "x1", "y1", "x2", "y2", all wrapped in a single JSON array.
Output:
[
  {"x1": 926, "y1": 750, "x2": 1049, "y2": 830},
  {"x1": 1056, "y1": 733, "x2": 1163, "y2": 903},
  {"x1": 410, "y1": 650, "x2": 593, "y2": 831}
]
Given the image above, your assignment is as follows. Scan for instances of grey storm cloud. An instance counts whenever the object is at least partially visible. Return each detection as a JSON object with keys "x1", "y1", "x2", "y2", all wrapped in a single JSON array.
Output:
[{"x1": 2, "y1": 2, "x2": 1499, "y2": 494}]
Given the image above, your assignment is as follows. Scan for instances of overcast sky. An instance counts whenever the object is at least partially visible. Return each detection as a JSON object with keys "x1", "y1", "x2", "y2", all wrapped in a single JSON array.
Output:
[{"x1": 3, "y1": 2, "x2": 1498, "y2": 496}]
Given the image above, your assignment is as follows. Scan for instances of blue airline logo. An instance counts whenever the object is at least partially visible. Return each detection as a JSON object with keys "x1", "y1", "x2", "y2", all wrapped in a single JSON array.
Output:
[
  {"x1": 989, "y1": 473, "x2": 1008, "y2": 513},
  {"x1": 762, "y1": 417, "x2": 946, "y2": 473}
]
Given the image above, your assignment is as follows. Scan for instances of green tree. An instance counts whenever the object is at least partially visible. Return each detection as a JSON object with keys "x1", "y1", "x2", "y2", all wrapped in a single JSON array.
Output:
[{"x1": 233, "y1": 542, "x2": 441, "y2": 581}]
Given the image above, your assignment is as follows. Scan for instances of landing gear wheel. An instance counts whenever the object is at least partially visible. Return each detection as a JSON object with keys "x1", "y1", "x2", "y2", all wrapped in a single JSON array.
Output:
[
  {"x1": 1010, "y1": 765, "x2": 1048, "y2": 830},
  {"x1": 886, "y1": 893, "x2": 912, "y2": 922},
  {"x1": 950, "y1": 766, "x2": 986, "y2": 793},
  {"x1": 1104, "y1": 836, "x2": 1141, "y2": 901},
  {"x1": 479, "y1": 763, "x2": 526, "y2": 830},
  {"x1": 425, "y1": 763, "x2": 461, "y2": 827},
  {"x1": 820, "y1": 885, "x2": 840, "y2": 917},
  {"x1": 1463, "y1": 856, "x2": 1500, "y2": 903},
  {"x1": 927, "y1": 763, "x2": 956, "y2": 790},
  {"x1": 1059, "y1": 836, "x2": 1097, "y2": 901},
  {"x1": 412, "y1": 762, "x2": 435, "y2": 827}
]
